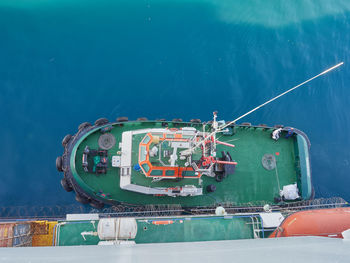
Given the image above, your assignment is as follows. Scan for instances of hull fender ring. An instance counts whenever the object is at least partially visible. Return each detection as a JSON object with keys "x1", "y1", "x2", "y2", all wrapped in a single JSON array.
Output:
[
  {"x1": 116, "y1": 117, "x2": 128, "y2": 122},
  {"x1": 90, "y1": 200, "x2": 104, "y2": 209},
  {"x1": 241, "y1": 122, "x2": 251, "y2": 127},
  {"x1": 61, "y1": 178, "x2": 73, "y2": 192},
  {"x1": 190, "y1": 119, "x2": 201, "y2": 123},
  {"x1": 78, "y1": 122, "x2": 91, "y2": 131},
  {"x1": 95, "y1": 118, "x2": 109, "y2": 126},
  {"x1": 56, "y1": 156, "x2": 63, "y2": 172},
  {"x1": 75, "y1": 194, "x2": 90, "y2": 204},
  {"x1": 62, "y1": 134, "x2": 72, "y2": 147}
]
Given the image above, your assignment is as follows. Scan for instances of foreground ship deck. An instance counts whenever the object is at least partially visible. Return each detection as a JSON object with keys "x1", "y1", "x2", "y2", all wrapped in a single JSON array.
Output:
[
  {"x1": 55, "y1": 213, "x2": 269, "y2": 246},
  {"x1": 2, "y1": 237, "x2": 350, "y2": 263},
  {"x1": 57, "y1": 116, "x2": 312, "y2": 208},
  {"x1": 2, "y1": 205, "x2": 350, "y2": 248}
]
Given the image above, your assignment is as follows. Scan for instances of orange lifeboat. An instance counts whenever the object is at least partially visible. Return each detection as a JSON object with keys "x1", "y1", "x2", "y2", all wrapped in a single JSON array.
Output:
[{"x1": 269, "y1": 207, "x2": 350, "y2": 239}]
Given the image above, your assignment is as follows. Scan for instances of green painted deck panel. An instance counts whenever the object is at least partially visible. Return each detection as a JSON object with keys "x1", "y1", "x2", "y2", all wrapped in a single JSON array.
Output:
[
  {"x1": 135, "y1": 216, "x2": 256, "y2": 243},
  {"x1": 56, "y1": 216, "x2": 258, "y2": 246},
  {"x1": 57, "y1": 222, "x2": 100, "y2": 246},
  {"x1": 73, "y1": 122, "x2": 300, "y2": 206}
]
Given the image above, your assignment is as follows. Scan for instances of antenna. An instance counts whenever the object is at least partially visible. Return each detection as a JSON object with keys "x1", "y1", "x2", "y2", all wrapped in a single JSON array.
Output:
[{"x1": 190, "y1": 62, "x2": 344, "y2": 153}]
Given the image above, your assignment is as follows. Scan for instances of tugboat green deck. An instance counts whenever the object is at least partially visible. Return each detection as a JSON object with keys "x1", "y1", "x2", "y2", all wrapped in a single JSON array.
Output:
[{"x1": 57, "y1": 117, "x2": 312, "y2": 209}]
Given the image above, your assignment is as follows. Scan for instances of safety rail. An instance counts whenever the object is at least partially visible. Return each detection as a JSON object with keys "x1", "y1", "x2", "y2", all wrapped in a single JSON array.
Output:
[{"x1": 0, "y1": 197, "x2": 347, "y2": 220}]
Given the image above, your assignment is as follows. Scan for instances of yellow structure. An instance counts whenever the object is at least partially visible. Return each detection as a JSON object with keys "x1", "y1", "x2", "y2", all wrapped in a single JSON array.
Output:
[{"x1": 31, "y1": 221, "x2": 57, "y2": 247}]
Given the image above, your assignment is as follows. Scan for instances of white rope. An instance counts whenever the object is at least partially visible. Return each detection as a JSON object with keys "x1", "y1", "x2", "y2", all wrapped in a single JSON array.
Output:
[
  {"x1": 190, "y1": 62, "x2": 344, "y2": 153},
  {"x1": 275, "y1": 161, "x2": 281, "y2": 192}
]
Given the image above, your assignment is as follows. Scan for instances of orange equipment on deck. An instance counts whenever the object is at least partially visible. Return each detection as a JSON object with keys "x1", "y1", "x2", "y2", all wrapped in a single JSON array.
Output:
[
  {"x1": 152, "y1": 220, "x2": 174, "y2": 225},
  {"x1": 269, "y1": 207, "x2": 350, "y2": 239},
  {"x1": 138, "y1": 132, "x2": 200, "y2": 179}
]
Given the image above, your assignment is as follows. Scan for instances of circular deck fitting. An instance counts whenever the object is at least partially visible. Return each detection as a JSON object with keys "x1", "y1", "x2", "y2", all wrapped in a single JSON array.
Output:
[
  {"x1": 116, "y1": 117, "x2": 128, "y2": 122},
  {"x1": 262, "y1": 154, "x2": 276, "y2": 170},
  {"x1": 190, "y1": 119, "x2": 201, "y2": 123},
  {"x1": 259, "y1": 124, "x2": 267, "y2": 127},
  {"x1": 62, "y1": 134, "x2": 72, "y2": 147},
  {"x1": 172, "y1": 118, "x2": 183, "y2": 122},
  {"x1": 215, "y1": 173, "x2": 224, "y2": 182},
  {"x1": 78, "y1": 122, "x2": 91, "y2": 131},
  {"x1": 56, "y1": 156, "x2": 63, "y2": 172},
  {"x1": 206, "y1": 184, "x2": 216, "y2": 192},
  {"x1": 95, "y1": 118, "x2": 109, "y2": 126},
  {"x1": 98, "y1": 133, "x2": 116, "y2": 150},
  {"x1": 274, "y1": 124, "x2": 284, "y2": 128},
  {"x1": 137, "y1": 117, "x2": 148, "y2": 121}
]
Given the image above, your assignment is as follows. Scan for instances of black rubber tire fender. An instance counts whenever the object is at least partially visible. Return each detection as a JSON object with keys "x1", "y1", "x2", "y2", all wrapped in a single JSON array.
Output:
[
  {"x1": 90, "y1": 200, "x2": 105, "y2": 209},
  {"x1": 137, "y1": 117, "x2": 148, "y2": 121},
  {"x1": 61, "y1": 178, "x2": 73, "y2": 192},
  {"x1": 190, "y1": 119, "x2": 201, "y2": 123},
  {"x1": 78, "y1": 122, "x2": 92, "y2": 131},
  {"x1": 95, "y1": 118, "x2": 109, "y2": 126},
  {"x1": 172, "y1": 118, "x2": 183, "y2": 122},
  {"x1": 116, "y1": 117, "x2": 129, "y2": 122},
  {"x1": 75, "y1": 194, "x2": 90, "y2": 204},
  {"x1": 56, "y1": 156, "x2": 63, "y2": 172},
  {"x1": 62, "y1": 134, "x2": 72, "y2": 147}
]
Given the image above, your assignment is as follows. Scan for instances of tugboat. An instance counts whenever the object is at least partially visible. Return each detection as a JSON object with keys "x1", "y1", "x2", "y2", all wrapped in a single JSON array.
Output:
[
  {"x1": 56, "y1": 62, "x2": 344, "y2": 209},
  {"x1": 56, "y1": 113, "x2": 312, "y2": 209}
]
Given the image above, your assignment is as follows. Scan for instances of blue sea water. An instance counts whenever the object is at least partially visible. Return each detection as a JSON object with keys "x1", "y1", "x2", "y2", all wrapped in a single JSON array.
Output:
[{"x1": 0, "y1": 0, "x2": 350, "y2": 215}]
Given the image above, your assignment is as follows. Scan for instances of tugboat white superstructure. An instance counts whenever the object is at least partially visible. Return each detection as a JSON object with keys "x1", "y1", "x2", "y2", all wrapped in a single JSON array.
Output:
[{"x1": 117, "y1": 112, "x2": 237, "y2": 197}]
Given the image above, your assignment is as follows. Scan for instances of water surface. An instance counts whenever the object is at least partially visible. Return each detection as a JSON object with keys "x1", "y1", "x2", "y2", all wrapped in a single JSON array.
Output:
[{"x1": 0, "y1": 0, "x2": 349, "y2": 215}]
